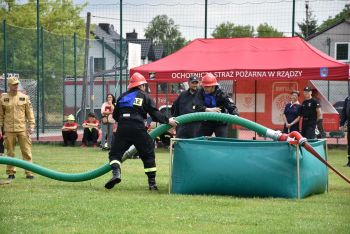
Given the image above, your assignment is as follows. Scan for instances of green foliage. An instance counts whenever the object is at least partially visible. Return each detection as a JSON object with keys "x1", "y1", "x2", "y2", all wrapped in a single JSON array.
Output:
[
  {"x1": 0, "y1": 0, "x2": 86, "y2": 37},
  {"x1": 0, "y1": 146, "x2": 349, "y2": 233},
  {"x1": 318, "y1": 4, "x2": 350, "y2": 32},
  {"x1": 257, "y1": 23, "x2": 283, "y2": 37},
  {"x1": 297, "y1": 8, "x2": 318, "y2": 38},
  {"x1": 144, "y1": 15, "x2": 187, "y2": 56},
  {"x1": 212, "y1": 22, "x2": 254, "y2": 38}
]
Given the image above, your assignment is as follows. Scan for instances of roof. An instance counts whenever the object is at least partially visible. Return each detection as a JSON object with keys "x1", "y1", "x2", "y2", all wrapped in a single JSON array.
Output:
[
  {"x1": 92, "y1": 24, "x2": 164, "y2": 61},
  {"x1": 131, "y1": 37, "x2": 349, "y2": 82},
  {"x1": 153, "y1": 44, "x2": 164, "y2": 60},
  {"x1": 306, "y1": 19, "x2": 350, "y2": 40}
]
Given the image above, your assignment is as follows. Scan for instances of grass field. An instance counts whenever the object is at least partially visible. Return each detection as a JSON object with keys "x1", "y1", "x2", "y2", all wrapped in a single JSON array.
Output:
[{"x1": 0, "y1": 145, "x2": 349, "y2": 233}]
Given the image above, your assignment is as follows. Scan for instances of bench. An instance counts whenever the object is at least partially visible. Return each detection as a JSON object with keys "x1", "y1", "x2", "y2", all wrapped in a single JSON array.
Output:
[{"x1": 328, "y1": 131, "x2": 345, "y2": 144}]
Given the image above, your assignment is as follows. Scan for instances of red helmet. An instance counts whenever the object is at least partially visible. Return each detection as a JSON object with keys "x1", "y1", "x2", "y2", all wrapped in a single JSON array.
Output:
[
  {"x1": 128, "y1": 72, "x2": 147, "y2": 90},
  {"x1": 201, "y1": 73, "x2": 218, "y2": 87}
]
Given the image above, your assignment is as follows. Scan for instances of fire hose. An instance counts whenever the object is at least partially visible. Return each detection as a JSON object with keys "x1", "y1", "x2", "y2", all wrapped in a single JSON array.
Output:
[{"x1": 0, "y1": 112, "x2": 348, "y2": 184}]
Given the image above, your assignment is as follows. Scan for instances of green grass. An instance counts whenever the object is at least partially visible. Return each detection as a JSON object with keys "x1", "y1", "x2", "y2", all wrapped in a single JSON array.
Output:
[{"x1": 0, "y1": 145, "x2": 349, "y2": 233}]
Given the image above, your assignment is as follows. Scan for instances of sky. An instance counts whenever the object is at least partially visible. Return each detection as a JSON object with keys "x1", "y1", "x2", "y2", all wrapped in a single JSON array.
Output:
[{"x1": 19, "y1": 0, "x2": 350, "y2": 40}]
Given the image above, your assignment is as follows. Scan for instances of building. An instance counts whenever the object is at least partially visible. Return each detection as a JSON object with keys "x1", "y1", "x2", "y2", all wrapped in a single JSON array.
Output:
[
  {"x1": 307, "y1": 19, "x2": 350, "y2": 64},
  {"x1": 90, "y1": 23, "x2": 164, "y2": 73},
  {"x1": 307, "y1": 19, "x2": 350, "y2": 104}
]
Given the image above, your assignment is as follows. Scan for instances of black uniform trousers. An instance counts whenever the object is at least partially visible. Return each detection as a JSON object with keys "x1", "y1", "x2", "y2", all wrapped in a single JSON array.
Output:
[
  {"x1": 109, "y1": 125, "x2": 156, "y2": 170},
  {"x1": 301, "y1": 120, "x2": 316, "y2": 139},
  {"x1": 176, "y1": 122, "x2": 201, "y2": 138},
  {"x1": 82, "y1": 128, "x2": 99, "y2": 144},
  {"x1": 62, "y1": 131, "x2": 78, "y2": 145},
  {"x1": 199, "y1": 122, "x2": 227, "y2": 138}
]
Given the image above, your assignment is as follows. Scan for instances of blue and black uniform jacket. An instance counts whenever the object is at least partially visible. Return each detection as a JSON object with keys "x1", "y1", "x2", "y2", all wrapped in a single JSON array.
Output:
[
  {"x1": 194, "y1": 87, "x2": 239, "y2": 125},
  {"x1": 113, "y1": 88, "x2": 169, "y2": 129}
]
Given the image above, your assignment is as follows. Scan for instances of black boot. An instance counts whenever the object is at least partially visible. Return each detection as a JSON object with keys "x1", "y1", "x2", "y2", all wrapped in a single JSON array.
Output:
[
  {"x1": 346, "y1": 156, "x2": 350, "y2": 167},
  {"x1": 105, "y1": 163, "x2": 121, "y2": 189},
  {"x1": 148, "y1": 177, "x2": 158, "y2": 191}
]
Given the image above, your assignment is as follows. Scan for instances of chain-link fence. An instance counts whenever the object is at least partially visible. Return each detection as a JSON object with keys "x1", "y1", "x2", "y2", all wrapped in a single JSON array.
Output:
[{"x1": 0, "y1": 0, "x2": 349, "y2": 141}]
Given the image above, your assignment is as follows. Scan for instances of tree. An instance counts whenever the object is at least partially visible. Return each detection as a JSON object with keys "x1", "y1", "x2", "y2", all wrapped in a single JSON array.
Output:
[
  {"x1": 144, "y1": 15, "x2": 187, "y2": 55},
  {"x1": 0, "y1": 0, "x2": 87, "y2": 124},
  {"x1": 212, "y1": 22, "x2": 254, "y2": 38},
  {"x1": 0, "y1": 0, "x2": 86, "y2": 36},
  {"x1": 318, "y1": 4, "x2": 350, "y2": 31},
  {"x1": 297, "y1": 6, "x2": 318, "y2": 38},
  {"x1": 257, "y1": 23, "x2": 283, "y2": 37}
]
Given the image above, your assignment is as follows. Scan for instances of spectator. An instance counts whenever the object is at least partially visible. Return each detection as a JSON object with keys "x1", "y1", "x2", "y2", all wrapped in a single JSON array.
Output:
[
  {"x1": 0, "y1": 76, "x2": 35, "y2": 180},
  {"x1": 81, "y1": 112, "x2": 99, "y2": 148},
  {"x1": 282, "y1": 90, "x2": 301, "y2": 134},
  {"x1": 339, "y1": 96, "x2": 350, "y2": 167},
  {"x1": 194, "y1": 73, "x2": 239, "y2": 137},
  {"x1": 101, "y1": 94, "x2": 116, "y2": 150},
  {"x1": 62, "y1": 114, "x2": 78, "y2": 146},
  {"x1": 171, "y1": 75, "x2": 200, "y2": 138},
  {"x1": 300, "y1": 86, "x2": 322, "y2": 139}
]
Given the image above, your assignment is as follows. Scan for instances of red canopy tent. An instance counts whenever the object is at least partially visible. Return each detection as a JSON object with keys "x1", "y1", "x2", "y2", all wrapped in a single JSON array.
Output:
[
  {"x1": 130, "y1": 37, "x2": 349, "y2": 133},
  {"x1": 131, "y1": 37, "x2": 348, "y2": 81}
]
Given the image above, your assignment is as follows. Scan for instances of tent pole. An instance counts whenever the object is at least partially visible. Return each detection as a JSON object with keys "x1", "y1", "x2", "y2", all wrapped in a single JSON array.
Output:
[{"x1": 254, "y1": 80, "x2": 257, "y2": 140}]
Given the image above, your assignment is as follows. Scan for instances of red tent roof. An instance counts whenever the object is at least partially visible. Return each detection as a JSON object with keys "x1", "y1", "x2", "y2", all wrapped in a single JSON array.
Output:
[{"x1": 131, "y1": 37, "x2": 349, "y2": 82}]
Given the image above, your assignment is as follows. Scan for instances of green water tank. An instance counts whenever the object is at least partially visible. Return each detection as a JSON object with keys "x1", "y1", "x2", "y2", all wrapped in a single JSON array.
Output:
[{"x1": 170, "y1": 137, "x2": 327, "y2": 199}]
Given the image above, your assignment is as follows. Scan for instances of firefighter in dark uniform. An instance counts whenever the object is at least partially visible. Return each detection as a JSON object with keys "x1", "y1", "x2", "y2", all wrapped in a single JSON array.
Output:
[
  {"x1": 339, "y1": 96, "x2": 350, "y2": 167},
  {"x1": 194, "y1": 73, "x2": 239, "y2": 137},
  {"x1": 300, "y1": 86, "x2": 322, "y2": 139},
  {"x1": 171, "y1": 75, "x2": 200, "y2": 138},
  {"x1": 105, "y1": 72, "x2": 177, "y2": 191}
]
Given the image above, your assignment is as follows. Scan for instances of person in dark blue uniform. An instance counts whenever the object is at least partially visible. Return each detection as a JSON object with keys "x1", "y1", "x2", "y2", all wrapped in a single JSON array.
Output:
[
  {"x1": 339, "y1": 96, "x2": 350, "y2": 167},
  {"x1": 282, "y1": 90, "x2": 301, "y2": 133},
  {"x1": 171, "y1": 75, "x2": 200, "y2": 138},
  {"x1": 300, "y1": 86, "x2": 322, "y2": 139},
  {"x1": 105, "y1": 72, "x2": 178, "y2": 191},
  {"x1": 194, "y1": 73, "x2": 239, "y2": 137}
]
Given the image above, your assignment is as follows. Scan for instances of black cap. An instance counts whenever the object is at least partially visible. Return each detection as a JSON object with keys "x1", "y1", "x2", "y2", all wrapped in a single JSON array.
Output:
[
  {"x1": 189, "y1": 75, "x2": 199, "y2": 83},
  {"x1": 304, "y1": 86, "x2": 312, "y2": 92}
]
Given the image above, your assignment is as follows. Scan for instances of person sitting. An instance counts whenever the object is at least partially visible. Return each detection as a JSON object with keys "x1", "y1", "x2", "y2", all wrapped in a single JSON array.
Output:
[
  {"x1": 62, "y1": 114, "x2": 78, "y2": 146},
  {"x1": 81, "y1": 112, "x2": 99, "y2": 147}
]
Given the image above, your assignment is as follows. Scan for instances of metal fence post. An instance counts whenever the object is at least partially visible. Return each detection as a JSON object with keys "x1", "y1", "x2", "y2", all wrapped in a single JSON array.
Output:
[
  {"x1": 73, "y1": 32, "x2": 77, "y2": 120},
  {"x1": 292, "y1": 0, "x2": 295, "y2": 36},
  {"x1": 119, "y1": 0, "x2": 123, "y2": 96},
  {"x1": 3, "y1": 20, "x2": 8, "y2": 92},
  {"x1": 62, "y1": 36, "x2": 65, "y2": 123},
  {"x1": 102, "y1": 37, "x2": 105, "y2": 99},
  {"x1": 114, "y1": 39, "x2": 117, "y2": 95},
  {"x1": 204, "y1": 0, "x2": 208, "y2": 39},
  {"x1": 41, "y1": 27, "x2": 45, "y2": 133},
  {"x1": 36, "y1": 0, "x2": 40, "y2": 140}
]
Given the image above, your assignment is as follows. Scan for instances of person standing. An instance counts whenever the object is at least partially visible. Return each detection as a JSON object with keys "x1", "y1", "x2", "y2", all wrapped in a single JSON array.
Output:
[
  {"x1": 105, "y1": 72, "x2": 177, "y2": 191},
  {"x1": 100, "y1": 94, "x2": 116, "y2": 150},
  {"x1": 81, "y1": 112, "x2": 99, "y2": 147},
  {"x1": 300, "y1": 86, "x2": 322, "y2": 139},
  {"x1": 194, "y1": 73, "x2": 239, "y2": 137},
  {"x1": 282, "y1": 91, "x2": 301, "y2": 134},
  {"x1": 62, "y1": 114, "x2": 78, "y2": 146},
  {"x1": 339, "y1": 96, "x2": 350, "y2": 167},
  {"x1": 0, "y1": 76, "x2": 35, "y2": 180},
  {"x1": 171, "y1": 75, "x2": 200, "y2": 138}
]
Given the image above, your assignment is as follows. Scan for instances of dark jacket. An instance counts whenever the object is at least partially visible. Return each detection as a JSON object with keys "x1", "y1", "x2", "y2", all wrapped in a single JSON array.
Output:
[
  {"x1": 113, "y1": 88, "x2": 169, "y2": 128},
  {"x1": 340, "y1": 96, "x2": 350, "y2": 126},
  {"x1": 171, "y1": 89, "x2": 197, "y2": 117},
  {"x1": 194, "y1": 87, "x2": 239, "y2": 115}
]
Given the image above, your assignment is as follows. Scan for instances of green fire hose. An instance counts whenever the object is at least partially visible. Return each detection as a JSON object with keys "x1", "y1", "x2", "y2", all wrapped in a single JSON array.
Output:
[{"x1": 0, "y1": 112, "x2": 278, "y2": 182}]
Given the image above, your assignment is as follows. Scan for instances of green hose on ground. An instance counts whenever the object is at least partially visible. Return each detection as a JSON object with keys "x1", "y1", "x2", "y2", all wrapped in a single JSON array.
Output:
[{"x1": 0, "y1": 112, "x2": 277, "y2": 182}]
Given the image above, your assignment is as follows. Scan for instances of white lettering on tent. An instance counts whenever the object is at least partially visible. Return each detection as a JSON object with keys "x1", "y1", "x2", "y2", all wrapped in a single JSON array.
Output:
[{"x1": 171, "y1": 70, "x2": 303, "y2": 79}]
